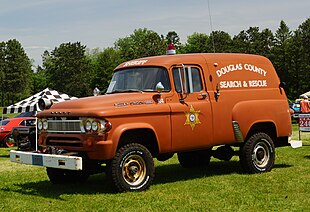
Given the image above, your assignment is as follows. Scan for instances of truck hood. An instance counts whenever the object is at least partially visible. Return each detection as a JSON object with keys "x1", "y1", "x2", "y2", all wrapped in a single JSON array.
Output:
[{"x1": 38, "y1": 93, "x2": 168, "y2": 118}]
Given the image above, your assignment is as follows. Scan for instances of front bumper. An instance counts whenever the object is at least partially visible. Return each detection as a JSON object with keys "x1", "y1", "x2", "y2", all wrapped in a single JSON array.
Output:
[{"x1": 10, "y1": 150, "x2": 82, "y2": 170}]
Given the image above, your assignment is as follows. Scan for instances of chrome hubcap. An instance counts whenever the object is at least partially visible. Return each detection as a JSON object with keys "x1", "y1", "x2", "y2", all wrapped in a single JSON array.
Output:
[
  {"x1": 252, "y1": 140, "x2": 270, "y2": 168},
  {"x1": 122, "y1": 154, "x2": 146, "y2": 186}
]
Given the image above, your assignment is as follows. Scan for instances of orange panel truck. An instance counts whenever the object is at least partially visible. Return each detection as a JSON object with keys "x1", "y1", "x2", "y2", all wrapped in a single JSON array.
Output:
[{"x1": 10, "y1": 53, "x2": 297, "y2": 192}]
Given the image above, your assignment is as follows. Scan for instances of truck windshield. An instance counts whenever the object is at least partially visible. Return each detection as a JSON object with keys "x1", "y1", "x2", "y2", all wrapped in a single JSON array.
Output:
[{"x1": 106, "y1": 67, "x2": 170, "y2": 94}]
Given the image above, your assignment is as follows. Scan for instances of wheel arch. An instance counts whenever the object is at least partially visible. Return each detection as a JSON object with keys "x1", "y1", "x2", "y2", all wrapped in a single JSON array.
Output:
[
  {"x1": 115, "y1": 126, "x2": 159, "y2": 157},
  {"x1": 245, "y1": 121, "x2": 277, "y2": 142}
]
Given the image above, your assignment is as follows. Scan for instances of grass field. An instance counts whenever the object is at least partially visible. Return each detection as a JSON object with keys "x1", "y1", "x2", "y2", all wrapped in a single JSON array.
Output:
[{"x1": 0, "y1": 125, "x2": 309, "y2": 211}]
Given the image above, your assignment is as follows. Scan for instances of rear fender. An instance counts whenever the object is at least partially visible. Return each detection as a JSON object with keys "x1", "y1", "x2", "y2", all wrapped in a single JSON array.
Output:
[{"x1": 232, "y1": 100, "x2": 281, "y2": 139}]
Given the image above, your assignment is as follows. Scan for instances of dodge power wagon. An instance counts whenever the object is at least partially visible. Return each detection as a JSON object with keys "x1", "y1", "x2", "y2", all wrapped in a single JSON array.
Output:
[{"x1": 11, "y1": 53, "x2": 294, "y2": 192}]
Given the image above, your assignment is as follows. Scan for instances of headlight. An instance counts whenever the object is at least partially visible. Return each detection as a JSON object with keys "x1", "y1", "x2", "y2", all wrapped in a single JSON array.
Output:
[
  {"x1": 91, "y1": 121, "x2": 99, "y2": 131},
  {"x1": 85, "y1": 120, "x2": 92, "y2": 131},
  {"x1": 43, "y1": 120, "x2": 48, "y2": 130},
  {"x1": 100, "y1": 120, "x2": 112, "y2": 133},
  {"x1": 83, "y1": 118, "x2": 111, "y2": 134},
  {"x1": 37, "y1": 120, "x2": 43, "y2": 130}
]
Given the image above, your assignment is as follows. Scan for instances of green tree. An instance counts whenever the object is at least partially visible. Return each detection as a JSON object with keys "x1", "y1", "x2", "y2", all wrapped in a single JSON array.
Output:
[
  {"x1": 165, "y1": 31, "x2": 182, "y2": 49},
  {"x1": 271, "y1": 21, "x2": 292, "y2": 88},
  {"x1": 208, "y1": 31, "x2": 232, "y2": 53},
  {"x1": 232, "y1": 27, "x2": 274, "y2": 56},
  {"x1": 42, "y1": 42, "x2": 92, "y2": 97},
  {"x1": 0, "y1": 42, "x2": 6, "y2": 106},
  {"x1": 183, "y1": 31, "x2": 232, "y2": 53},
  {"x1": 88, "y1": 47, "x2": 123, "y2": 93},
  {"x1": 32, "y1": 66, "x2": 48, "y2": 93},
  {"x1": 3, "y1": 39, "x2": 32, "y2": 104},
  {"x1": 183, "y1": 32, "x2": 210, "y2": 53},
  {"x1": 115, "y1": 28, "x2": 166, "y2": 61},
  {"x1": 298, "y1": 18, "x2": 310, "y2": 94},
  {"x1": 287, "y1": 18, "x2": 310, "y2": 98},
  {"x1": 259, "y1": 28, "x2": 274, "y2": 57}
]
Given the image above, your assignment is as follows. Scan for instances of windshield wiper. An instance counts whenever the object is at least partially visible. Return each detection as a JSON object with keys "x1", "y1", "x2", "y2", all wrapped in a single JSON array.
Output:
[{"x1": 108, "y1": 89, "x2": 142, "y2": 94}]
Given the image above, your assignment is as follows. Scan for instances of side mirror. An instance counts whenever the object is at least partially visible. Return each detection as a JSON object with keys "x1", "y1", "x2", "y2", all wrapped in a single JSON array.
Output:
[
  {"x1": 155, "y1": 82, "x2": 164, "y2": 93},
  {"x1": 153, "y1": 82, "x2": 165, "y2": 104}
]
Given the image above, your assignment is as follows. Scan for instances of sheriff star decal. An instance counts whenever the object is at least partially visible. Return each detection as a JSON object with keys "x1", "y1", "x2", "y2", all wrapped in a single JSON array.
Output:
[{"x1": 184, "y1": 105, "x2": 201, "y2": 130}]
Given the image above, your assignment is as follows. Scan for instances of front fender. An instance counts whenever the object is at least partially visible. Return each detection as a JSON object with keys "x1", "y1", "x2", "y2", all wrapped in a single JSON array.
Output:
[{"x1": 110, "y1": 122, "x2": 159, "y2": 155}]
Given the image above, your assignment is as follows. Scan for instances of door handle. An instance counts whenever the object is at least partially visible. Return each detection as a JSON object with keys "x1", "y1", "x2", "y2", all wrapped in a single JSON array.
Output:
[{"x1": 198, "y1": 93, "x2": 208, "y2": 100}]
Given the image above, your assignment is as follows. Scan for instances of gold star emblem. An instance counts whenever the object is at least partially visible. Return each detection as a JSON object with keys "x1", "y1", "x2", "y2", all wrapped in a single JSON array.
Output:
[{"x1": 184, "y1": 105, "x2": 201, "y2": 130}]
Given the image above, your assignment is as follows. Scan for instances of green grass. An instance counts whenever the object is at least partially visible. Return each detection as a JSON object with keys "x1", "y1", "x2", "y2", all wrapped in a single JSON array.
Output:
[{"x1": 0, "y1": 125, "x2": 309, "y2": 211}]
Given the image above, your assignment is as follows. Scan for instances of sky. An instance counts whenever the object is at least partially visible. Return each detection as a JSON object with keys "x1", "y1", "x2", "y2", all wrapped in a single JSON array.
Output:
[{"x1": 1, "y1": 0, "x2": 310, "y2": 67}]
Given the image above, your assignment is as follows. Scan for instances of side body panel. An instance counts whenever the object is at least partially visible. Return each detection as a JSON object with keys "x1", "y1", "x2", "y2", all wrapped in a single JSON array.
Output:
[{"x1": 202, "y1": 54, "x2": 291, "y2": 143}]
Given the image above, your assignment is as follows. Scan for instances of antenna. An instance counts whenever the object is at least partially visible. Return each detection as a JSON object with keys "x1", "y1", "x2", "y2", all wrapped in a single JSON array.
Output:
[{"x1": 207, "y1": 0, "x2": 216, "y2": 53}]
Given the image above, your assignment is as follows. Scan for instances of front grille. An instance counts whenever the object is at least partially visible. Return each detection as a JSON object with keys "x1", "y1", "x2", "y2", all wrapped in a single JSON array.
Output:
[
  {"x1": 47, "y1": 120, "x2": 83, "y2": 133},
  {"x1": 47, "y1": 137, "x2": 83, "y2": 147}
]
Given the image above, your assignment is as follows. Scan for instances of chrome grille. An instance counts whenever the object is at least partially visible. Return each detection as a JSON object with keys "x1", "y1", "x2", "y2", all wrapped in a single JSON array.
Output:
[{"x1": 47, "y1": 120, "x2": 83, "y2": 133}]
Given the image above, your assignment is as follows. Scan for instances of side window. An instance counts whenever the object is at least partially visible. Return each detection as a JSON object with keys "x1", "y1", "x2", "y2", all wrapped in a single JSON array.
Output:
[
  {"x1": 19, "y1": 120, "x2": 26, "y2": 126},
  {"x1": 172, "y1": 67, "x2": 203, "y2": 93},
  {"x1": 25, "y1": 120, "x2": 36, "y2": 126},
  {"x1": 191, "y1": 68, "x2": 202, "y2": 92},
  {"x1": 172, "y1": 68, "x2": 182, "y2": 93}
]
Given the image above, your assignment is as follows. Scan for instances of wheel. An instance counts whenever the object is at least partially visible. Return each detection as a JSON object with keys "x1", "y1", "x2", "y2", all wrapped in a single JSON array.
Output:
[
  {"x1": 46, "y1": 168, "x2": 89, "y2": 184},
  {"x1": 239, "y1": 132, "x2": 275, "y2": 173},
  {"x1": 4, "y1": 135, "x2": 15, "y2": 148},
  {"x1": 177, "y1": 149, "x2": 212, "y2": 168},
  {"x1": 108, "y1": 143, "x2": 154, "y2": 192}
]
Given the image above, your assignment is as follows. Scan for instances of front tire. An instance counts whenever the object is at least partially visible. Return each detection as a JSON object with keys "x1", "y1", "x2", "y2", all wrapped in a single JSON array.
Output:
[
  {"x1": 240, "y1": 132, "x2": 275, "y2": 173},
  {"x1": 4, "y1": 135, "x2": 15, "y2": 148},
  {"x1": 108, "y1": 143, "x2": 154, "y2": 192}
]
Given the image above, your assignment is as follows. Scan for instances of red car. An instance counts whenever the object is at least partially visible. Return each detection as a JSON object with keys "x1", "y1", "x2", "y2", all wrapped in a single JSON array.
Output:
[{"x1": 0, "y1": 117, "x2": 36, "y2": 147}]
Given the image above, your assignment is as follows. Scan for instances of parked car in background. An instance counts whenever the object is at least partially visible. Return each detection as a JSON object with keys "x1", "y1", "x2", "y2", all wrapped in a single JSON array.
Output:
[
  {"x1": 0, "y1": 116, "x2": 8, "y2": 121},
  {"x1": 10, "y1": 124, "x2": 37, "y2": 150},
  {"x1": 291, "y1": 99, "x2": 302, "y2": 119},
  {"x1": 14, "y1": 111, "x2": 36, "y2": 118},
  {"x1": 0, "y1": 117, "x2": 36, "y2": 147}
]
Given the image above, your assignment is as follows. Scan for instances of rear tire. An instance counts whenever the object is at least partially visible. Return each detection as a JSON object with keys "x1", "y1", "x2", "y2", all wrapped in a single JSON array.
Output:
[
  {"x1": 108, "y1": 143, "x2": 154, "y2": 192},
  {"x1": 239, "y1": 132, "x2": 275, "y2": 173}
]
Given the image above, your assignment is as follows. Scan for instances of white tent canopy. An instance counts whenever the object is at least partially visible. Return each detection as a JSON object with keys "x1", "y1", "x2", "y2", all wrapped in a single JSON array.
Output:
[
  {"x1": 301, "y1": 91, "x2": 310, "y2": 98},
  {"x1": 2, "y1": 88, "x2": 77, "y2": 114}
]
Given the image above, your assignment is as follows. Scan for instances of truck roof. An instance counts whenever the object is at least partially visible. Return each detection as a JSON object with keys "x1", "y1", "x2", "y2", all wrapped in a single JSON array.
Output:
[{"x1": 115, "y1": 53, "x2": 271, "y2": 70}]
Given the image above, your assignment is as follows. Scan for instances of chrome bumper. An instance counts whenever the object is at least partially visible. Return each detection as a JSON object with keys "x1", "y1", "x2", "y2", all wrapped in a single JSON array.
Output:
[{"x1": 10, "y1": 150, "x2": 83, "y2": 170}]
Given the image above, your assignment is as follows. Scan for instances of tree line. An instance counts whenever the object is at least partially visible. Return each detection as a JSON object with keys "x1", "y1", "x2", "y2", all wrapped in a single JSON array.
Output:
[{"x1": 1, "y1": 18, "x2": 310, "y2": 106}]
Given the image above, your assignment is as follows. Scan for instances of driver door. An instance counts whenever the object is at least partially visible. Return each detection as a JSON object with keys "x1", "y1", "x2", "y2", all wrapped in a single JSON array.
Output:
[{"x1": 170, "y1": 65, "x2": 213, "y2": 152}]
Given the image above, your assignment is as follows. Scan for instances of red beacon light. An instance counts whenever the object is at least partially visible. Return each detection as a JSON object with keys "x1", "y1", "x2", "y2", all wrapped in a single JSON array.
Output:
[{"x1": 166, "y1": 43, "x2": 176, "y2": 55}]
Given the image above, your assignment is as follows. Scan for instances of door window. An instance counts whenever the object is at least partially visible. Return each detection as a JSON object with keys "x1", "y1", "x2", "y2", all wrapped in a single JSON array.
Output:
[{"x1": 172, "y1": 67, "x2": 202, "y2": 93}]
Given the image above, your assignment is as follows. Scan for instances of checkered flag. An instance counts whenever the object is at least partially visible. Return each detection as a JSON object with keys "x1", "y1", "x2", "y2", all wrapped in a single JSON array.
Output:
[{"x1": 2, "y1": 88, "x2": 77, "y2": 114}]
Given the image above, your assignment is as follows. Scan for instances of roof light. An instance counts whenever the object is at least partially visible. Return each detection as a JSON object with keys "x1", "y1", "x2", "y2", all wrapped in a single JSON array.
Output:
[{"x1": 166, "y1": 43, "x2": 176, "y2": 55}]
